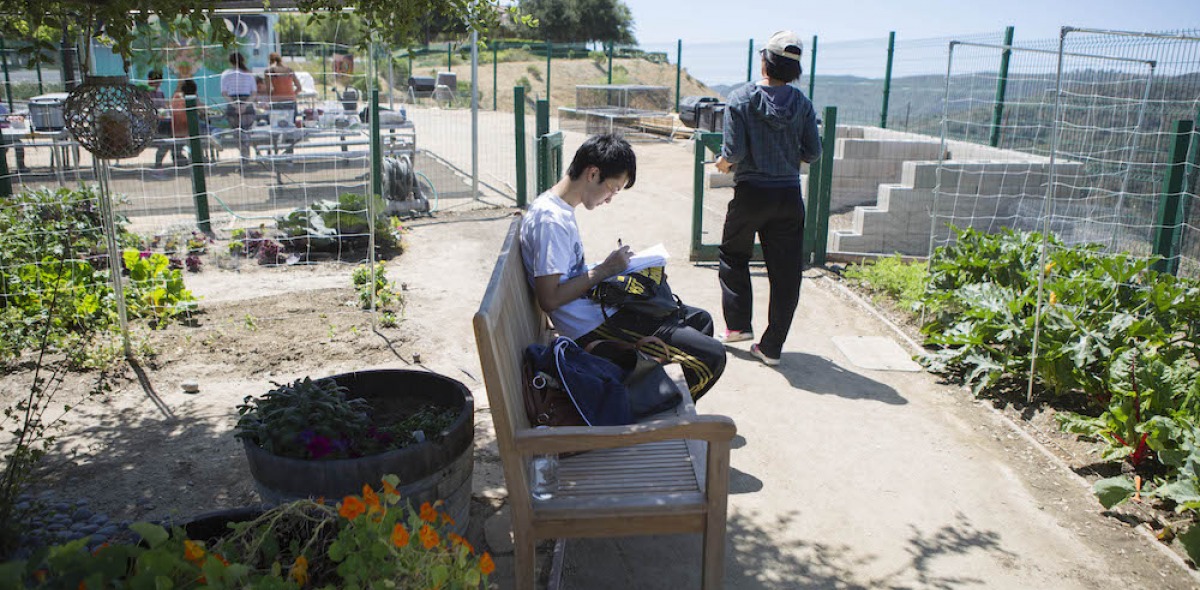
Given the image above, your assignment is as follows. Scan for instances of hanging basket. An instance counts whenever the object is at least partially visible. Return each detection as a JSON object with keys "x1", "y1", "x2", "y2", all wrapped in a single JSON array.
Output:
[{"x1": 63, "y1": 75, "x2": 158, "y2": 160}]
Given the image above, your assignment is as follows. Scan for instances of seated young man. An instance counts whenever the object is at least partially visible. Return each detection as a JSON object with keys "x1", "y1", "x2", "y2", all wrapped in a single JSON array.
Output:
[{"x1": 519, "y1": 133, "x2": 726, "y2": 400}]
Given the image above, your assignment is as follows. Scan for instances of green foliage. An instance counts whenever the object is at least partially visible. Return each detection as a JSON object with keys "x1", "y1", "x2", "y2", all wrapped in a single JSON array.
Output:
[
  {"x1": 352, "y1": 262, "x2": 402, "y2": 311},
  {"x1": 514, "y1": 0, "x2": 635, "y2": 44},
  {"x1": 525, "y1": 64, "x2": 543, "y2": 81},
  {"x1": 3, "y1": 482, "x2": 494, "y2": 588},
  {"x1": 843, "y1": 254, "x2": 930, "y2": 313},
  {"x1": 122, "y1": 249, "x2": 196, "y2": 325},
  {"x1": 915, "y1": 226, "x2": 1200, "y2": 545},
  {"x1": 235, "y1": 377, "x2": 372, "y2": 460},
  {"x1": 235, "y1": 378, "x2": 453, "y2": 460},
  {"x1": 276, "y1": 193, "x2": 403, "y2": 254}
]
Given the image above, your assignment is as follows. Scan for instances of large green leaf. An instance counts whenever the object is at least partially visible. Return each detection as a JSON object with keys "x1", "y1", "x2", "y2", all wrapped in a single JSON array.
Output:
[{"x1": 1094, "y1": 476, "x2": 1137, "y2": 509}]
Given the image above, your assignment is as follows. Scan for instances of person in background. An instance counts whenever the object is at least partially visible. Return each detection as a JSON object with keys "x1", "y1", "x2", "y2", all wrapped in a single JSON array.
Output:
[
  {"x1": 715, "y1": 30, "x2": 822, "y2": 367},
  {"x1": 521, "y1": 133, "x2": 726, "y2": 401},
  {"x1": 265, "y1": 52, "x2": 301, "y2": 124},
  {"x1": 155, "y1": 79, "x2": 205, "y2": 170},
  {"x1": 147, "y1": 69, "x2": 177, "y2": 169},
  {"x1": 220, "y1": 52, "x2": 257, "y2": 160}
]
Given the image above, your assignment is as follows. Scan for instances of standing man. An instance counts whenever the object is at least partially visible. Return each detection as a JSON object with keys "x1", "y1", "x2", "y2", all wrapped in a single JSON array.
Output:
[
  {"x1": 716, "y1": 30, "x2": 822, "y2": 367},
  {"x1": 521, "y1": 133, "x2": 726, "y2": 400}
]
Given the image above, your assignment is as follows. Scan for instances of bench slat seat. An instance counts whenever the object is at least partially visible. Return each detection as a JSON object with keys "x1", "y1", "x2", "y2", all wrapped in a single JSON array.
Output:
[{"x1": 473, "y1": 217, "x2": 735, "y2": 588}]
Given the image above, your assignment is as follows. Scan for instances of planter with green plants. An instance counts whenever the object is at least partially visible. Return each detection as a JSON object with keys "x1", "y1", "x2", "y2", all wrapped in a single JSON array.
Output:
[{"x1": 235, "y1": 370, "x2": 474, "y2": 535}]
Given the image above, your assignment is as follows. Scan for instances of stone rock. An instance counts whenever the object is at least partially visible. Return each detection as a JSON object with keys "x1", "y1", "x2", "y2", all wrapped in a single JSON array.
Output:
[
  {"x1": 483, "y1": 505, "x2": 514, "y2": 555},
  {"x1": 73, "y1": 507, "x2": 93, "y2": 521}
]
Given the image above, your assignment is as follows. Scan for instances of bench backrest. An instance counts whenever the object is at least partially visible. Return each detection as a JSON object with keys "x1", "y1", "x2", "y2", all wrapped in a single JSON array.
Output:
[{"x1": 473, "y1": 217, "x2": 543, "y2": 477}]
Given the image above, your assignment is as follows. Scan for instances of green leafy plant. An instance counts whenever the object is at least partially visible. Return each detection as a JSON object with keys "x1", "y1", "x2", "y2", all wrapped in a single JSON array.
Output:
[
  {"x1": 352, "y1": 262, "x2": 402, "y2": 310},
  {"x1": 843, "y1": 254, "x2": 930, "y2": 312},
  {"x1": 1, "y1": 477, "x2": 494, "y2": 588},
  {"x1": 122, "y1": 249, "x2": 196, "y2": 326},
  {"x1": 234, "y1": 378, "x2": 454, "y2": 460},
  {"x1": 276, "y1": 194, "x2": 403, "y2": 255}
]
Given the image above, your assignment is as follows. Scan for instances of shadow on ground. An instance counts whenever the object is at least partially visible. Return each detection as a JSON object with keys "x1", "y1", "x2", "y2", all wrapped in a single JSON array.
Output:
[
  {"x1": 561, "y1": 509, "x2": 1013, "y2": 589},
  {"x1": 725, "y1": 349, "x2": 907, "y2": 405}
]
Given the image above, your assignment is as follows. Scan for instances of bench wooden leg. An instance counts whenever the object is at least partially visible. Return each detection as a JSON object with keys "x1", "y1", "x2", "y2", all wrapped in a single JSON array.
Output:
[
  {"x1": 702, "y1": 440, "x2": 732, "y2": 590},
  {"x1": 513, "y1": 526, "x2": 537, "y2": 589}
]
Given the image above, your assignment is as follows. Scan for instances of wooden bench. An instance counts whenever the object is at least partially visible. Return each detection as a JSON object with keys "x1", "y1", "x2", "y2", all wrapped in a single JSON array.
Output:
[{"x1": 473, "y1": 217, "x2": 736, "y2": 589}]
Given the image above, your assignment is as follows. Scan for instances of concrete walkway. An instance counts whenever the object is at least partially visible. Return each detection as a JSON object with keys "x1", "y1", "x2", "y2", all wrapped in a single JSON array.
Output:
[{"x1": 393, "y1": 137, "x2": 1198, "y2": 589}]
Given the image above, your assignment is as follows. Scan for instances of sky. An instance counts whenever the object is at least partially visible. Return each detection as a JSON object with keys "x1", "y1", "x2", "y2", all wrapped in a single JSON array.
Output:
[
  {"x1": 623, "y1": 0, "x2": 1200, "y2": 45},
  {"x1": 619, "y1": 0, "x2": 1199, "y2": 85}
]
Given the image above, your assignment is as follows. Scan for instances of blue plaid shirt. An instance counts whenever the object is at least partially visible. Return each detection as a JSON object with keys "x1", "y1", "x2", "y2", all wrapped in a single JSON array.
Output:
[{"x1": 722, "y1": 82, "x2": 821, "y2": 188}]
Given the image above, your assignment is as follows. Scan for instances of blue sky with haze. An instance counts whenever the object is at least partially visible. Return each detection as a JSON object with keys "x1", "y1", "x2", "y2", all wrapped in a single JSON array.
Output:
[{"x1": 622, "y1": 0, "x2": 1198, "y2": 44}]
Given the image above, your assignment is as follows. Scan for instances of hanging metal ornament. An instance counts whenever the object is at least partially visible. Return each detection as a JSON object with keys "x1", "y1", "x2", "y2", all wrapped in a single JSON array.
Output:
[{"x1": 63, "y1": 75, "x2": 158, "y2": 159}]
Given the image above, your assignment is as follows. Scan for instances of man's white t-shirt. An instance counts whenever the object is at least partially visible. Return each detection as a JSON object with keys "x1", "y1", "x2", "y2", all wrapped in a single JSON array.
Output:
[
  {"x1": 221, "y1": 69, "x2": 257, "y2": 97},
  {"x1": 520, "y1": 191, "x2": 605, "y2": 338}
]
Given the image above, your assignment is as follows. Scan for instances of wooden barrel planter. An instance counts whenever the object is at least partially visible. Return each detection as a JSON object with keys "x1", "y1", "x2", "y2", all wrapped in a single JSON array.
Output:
[{"x1": 242, "y1": 369, "x2": 473, "y2": 534}]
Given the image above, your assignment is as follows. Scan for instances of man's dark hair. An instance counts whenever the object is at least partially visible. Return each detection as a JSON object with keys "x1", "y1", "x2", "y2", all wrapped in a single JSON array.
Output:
[
  {"x1": 566, "y1": 133, "x2": 637, "y2": 189},
  {"x1": 762, "y1": 51, "x2": 802, "y2": 83},
  {"x1": 180, "y1": 78, "x2": 198, "y2": 95}
]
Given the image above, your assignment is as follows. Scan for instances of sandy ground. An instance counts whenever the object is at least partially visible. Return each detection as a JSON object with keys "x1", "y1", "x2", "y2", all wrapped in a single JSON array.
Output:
[{"x1": 3, "y1": 134, "x2": 1199, "y2": 588}]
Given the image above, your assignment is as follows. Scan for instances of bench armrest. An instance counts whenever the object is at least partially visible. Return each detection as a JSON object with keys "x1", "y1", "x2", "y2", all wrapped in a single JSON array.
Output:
[{"x1": 513, "y1": 414, "x2": 736, "y2": 456}]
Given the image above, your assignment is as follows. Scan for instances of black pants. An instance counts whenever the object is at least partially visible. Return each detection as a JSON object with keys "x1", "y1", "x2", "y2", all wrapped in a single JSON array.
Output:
[
  {"x1": 578, "y1": 305, "x2": 726, "y2": 402},
  {"x1": 718, "y1": 183, "x2": 805, "y2": 359}
]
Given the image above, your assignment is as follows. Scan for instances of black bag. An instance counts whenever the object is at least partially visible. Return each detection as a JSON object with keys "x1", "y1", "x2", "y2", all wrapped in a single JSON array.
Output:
[
  {"x1": 585, "y1": 336, "x2": 683, "y2": 418},
  {"x1": 588, "y1": 266, "x2": 683, "y2": 320}
]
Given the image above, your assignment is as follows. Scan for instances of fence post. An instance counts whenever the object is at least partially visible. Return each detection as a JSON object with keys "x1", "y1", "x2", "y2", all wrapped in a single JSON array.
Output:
[
  {"x1": 371, "y1": 88, "x2": 382, "y2": 199},
  {"x1": 674, "y1": 39, "x2": 682, "y2": 112},
  {"x1": 408, "y1": 50, "x2": 413, "y2": 94},
  {"x1": 35, "y1": 55, "x2": 44, "y2": 95},
  {"x1": 814, "y1": 106, "x2": 838, "y2": 264},
  {"x1": 746, "y1": 38, "x2": 754, "y2": 82},
  {"x1": 493, "y1": 43, "x2": 498, "y2": 111},
  {"x1": 0, "y1": 133, "x2": 12, "y2": 198},
  {"x1": 1151, "y1": 118, "x2": 1193, "y2": 275},
  {"x1": 321, "y1": 44, "x2": 328, "y2": 100},
  {"x1": 545, "y1": 41, "x2": 552, "y2": 104},
  {"x1": 804, "y1": 107, "x2": 837, "y2": 264},
  {"x1": 0, "y1": 38, "x2": 12, "y2": 112},
  {"x1": 607, "y1": 41, "x2": 614, "y2": 84},
  {"x1": 514, "y1": 85, "x2": 528, "y2": 207},
  {"x1": 989, "y1": 26, "x2": 1015, "y2": 147},
  {"x1": 808, "y1": 35, "x2": 818, "y2": 100},
  {"x1": 880, "y1": 32, "x2": 895, "y2": 129},
  {"x1": 447, "y1": 42, "x2": 452, "y2": 71},
  {"x1": 184, "y1": 95, "x2": 211, "y2": 234}
]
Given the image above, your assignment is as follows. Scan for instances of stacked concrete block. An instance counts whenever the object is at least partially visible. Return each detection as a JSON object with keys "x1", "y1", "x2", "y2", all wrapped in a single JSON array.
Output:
[{"x1": 831, "y1": 159, "x2": 1085, "y2": 257}]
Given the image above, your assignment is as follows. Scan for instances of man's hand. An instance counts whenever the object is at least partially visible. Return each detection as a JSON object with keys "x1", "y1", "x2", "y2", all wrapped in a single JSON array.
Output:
[
  {"x1": 597, "y1": 245, "x2": 633, "y2": 278},
  {"x1": 715, "y1": 156, "x2": 734, "y2": 174}
]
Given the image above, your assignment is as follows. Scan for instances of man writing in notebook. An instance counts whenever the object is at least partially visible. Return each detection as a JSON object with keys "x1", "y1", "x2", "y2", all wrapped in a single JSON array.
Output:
[{"x1": 520, "y1": 133, "x2": 726, "y2": 400}]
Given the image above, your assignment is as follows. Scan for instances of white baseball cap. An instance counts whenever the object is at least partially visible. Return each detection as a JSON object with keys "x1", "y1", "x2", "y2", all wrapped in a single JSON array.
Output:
[{"x1": 763, "y1": 30, "x2": 804, "y2": 62}]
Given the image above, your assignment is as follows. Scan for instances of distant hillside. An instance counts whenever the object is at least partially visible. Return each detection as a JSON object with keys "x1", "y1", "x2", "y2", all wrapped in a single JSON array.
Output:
[{"x1": 417, "y1": 57, "x2": 721, "y2": 113}]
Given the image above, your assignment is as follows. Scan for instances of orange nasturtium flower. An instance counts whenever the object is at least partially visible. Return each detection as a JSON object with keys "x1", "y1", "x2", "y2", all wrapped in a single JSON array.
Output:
[
  {"x1": 362, "y1": 484, "x2": 380, "y2": 508},
  {"x1": 382, "y1": 479, "x2": 399, "y2": 498},
  {"x1": 419, "y1": 524, "x2": 439, "y2": 549},
  {"x1": 480, "y1": 552, "x2": 496, "y2": 576},
  {"x1": 184, "y1": 539, "x2": 206, "y2": 563},
  {"x1": 290, "y1": 555, "x2": 309, "y2": 586},
  {"x1": 447, "y1": 532, "x2": 474, "y2": 554},
  {"x1": 392, "y1": 523, "x2": 411, "y2": 548},
  {"x1": 1045, "y1": 261, "x2": 1056, "y2": 273},
  {"x1": 77, "y1": 582, "x2": 87, "y2": 590},
  {"x1": 339, "y1": 496, "x2": 367, "y2": 521},
  {"x1": 419, "y1": 501, "x2": 438, "y2": 523},
  {"x1": 1048, "y1": 291, "x2": 1058, "y2": 306}
]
